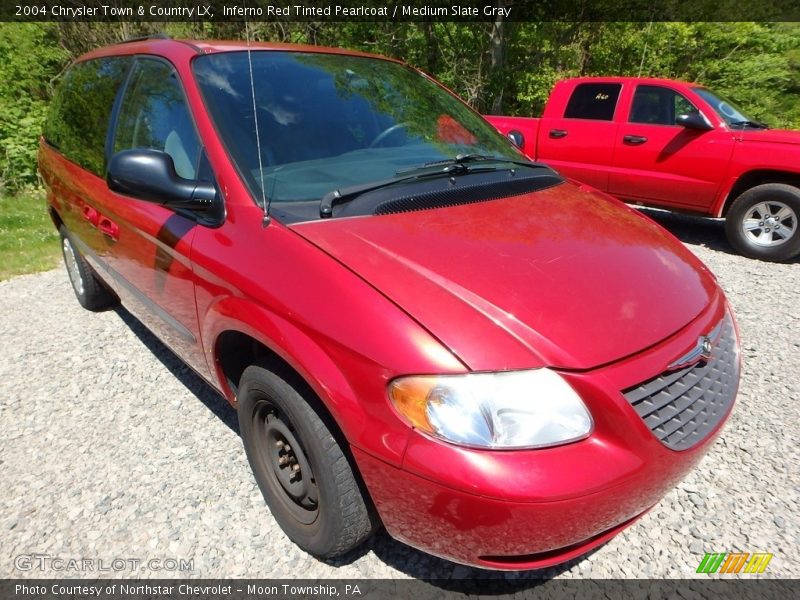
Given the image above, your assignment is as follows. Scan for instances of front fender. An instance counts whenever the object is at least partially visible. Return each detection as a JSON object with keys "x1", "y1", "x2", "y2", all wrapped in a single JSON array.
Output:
[{"x1": 202, "y1": 295, "x2": 458, "y2": 466}]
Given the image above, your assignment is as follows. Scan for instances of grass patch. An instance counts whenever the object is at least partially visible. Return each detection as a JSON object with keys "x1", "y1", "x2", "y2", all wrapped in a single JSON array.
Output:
[{"x1": 0, "y1": 191, "x2": 60, "y2": 280}]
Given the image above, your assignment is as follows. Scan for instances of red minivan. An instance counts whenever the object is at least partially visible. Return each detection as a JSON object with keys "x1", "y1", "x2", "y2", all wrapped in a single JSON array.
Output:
[{"x1": 39, "y1": 38, "x2": 740, "y2": 570}]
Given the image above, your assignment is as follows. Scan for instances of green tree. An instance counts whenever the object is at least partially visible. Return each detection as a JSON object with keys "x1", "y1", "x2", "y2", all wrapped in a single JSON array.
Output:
[{"x1": 0, "y1": 23, "x2": 69, "y2": 191}]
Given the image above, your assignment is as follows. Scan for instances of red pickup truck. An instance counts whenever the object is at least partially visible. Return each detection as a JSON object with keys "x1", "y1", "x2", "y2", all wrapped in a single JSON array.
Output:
[{"x1": 486, "y1": 77, "x2": 800, "y2": 262}]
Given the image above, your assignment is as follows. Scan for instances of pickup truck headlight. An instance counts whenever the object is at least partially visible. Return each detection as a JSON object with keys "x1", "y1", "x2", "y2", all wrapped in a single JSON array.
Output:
[{"x1": 389, "y1": 369, "x2": 592, "y2": 449}]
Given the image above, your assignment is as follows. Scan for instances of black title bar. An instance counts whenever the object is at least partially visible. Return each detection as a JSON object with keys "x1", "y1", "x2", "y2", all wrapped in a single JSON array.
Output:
[
  {"x1": 3, "y1": 0, "x2": 800, "y2": 22},
  {"x1": 2, "y1": 579, "x2": 799, "y2": 600}
]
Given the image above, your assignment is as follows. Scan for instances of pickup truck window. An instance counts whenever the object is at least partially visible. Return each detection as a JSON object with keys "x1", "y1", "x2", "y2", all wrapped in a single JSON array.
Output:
[
  {"x1": 563, "y1": 83, "x2": 621, "y2": 121},
  {"x1": 693, "y1": 87, "x2": 763, "y2": 128},
  {"x1": 113, "y1": 59, "x2": 201, "y2": 180},
  {"x1": 43, "y1": 57, "x2": 131, "y2": 176},
  {"x1": 629, "y1": 85, "x2": 698, "y2": 126}
]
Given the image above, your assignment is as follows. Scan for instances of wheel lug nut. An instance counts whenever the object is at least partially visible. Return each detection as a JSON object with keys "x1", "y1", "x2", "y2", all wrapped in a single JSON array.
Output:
[
  {"x1": 278, "y1": 456, "x2": 289, "y2": 466},
  {"x1": 292, "y1": 464, "x2": 300, "y2": 472}
]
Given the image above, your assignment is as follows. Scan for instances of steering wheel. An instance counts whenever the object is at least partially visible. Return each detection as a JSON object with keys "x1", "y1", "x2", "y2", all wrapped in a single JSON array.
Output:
[{"x1": 369, "y1": 122, "x2": 410, "y2": 148}]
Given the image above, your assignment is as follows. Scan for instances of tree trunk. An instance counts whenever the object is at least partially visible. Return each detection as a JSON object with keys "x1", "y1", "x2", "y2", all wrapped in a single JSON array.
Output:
[{"x1": 489, "y1": 2, "x2": 507, "y2": 114}]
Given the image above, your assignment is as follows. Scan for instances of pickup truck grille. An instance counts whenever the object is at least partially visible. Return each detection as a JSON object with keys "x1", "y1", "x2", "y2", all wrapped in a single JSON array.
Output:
[{"x1": 623, "y1": 313, "x2": 739, "y2": 451}]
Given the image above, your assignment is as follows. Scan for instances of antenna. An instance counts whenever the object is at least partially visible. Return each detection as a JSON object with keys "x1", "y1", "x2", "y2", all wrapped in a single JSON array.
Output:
[
  {"x1": 244, "y1": 2, "x2": 271, "y2": 227},
  {"x1": 637, "y1": 20, "x2": 654, "y2": 78}
]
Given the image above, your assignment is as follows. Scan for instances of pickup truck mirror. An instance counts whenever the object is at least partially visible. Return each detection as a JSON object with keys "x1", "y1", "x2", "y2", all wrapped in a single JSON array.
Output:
[
  {"x1": 107, "y1": 149, "x2": 218, "y2": 212},
  {"x1": 675, "y1": 113, "x2": 713, "y2": 131},
  {"x1": 507, "y1": 130, "x2": 525, "y2": 148}
]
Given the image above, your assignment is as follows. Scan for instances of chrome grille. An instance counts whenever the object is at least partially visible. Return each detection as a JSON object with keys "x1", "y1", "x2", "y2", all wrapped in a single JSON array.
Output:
[{"x1": 623, "y1": 313, "x2": 739, "y2": 451}]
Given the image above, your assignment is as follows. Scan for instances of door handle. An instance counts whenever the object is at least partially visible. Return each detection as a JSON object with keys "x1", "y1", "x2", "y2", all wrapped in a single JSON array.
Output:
[
  {"x1": 82, "y1": 205, "x2": 99, "y2": 226},
  {"x1": 623, "y1": 135, "x2": 648, "y2": 145},
  {"x1": 98, "y1": 216, "x2": 119, "y2": 241},
  {"x1": 549, "y1": 129, "x2": 568, "y2": 139}
]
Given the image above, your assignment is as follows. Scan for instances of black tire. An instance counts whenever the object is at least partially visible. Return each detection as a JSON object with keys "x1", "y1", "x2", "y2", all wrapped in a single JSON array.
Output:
[
  {"x1": 238, "y1": 364, "x2": 376, "y2": 558},
  {"x1": 725, "y1": 183, "x2": 800, "y2": 262},
  {"x1": 59, "y1": 226, "x2": 118, "y2": 311}
]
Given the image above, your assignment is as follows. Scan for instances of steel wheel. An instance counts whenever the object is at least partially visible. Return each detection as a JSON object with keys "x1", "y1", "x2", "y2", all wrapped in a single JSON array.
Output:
[
  {"x1": 251, "y1": 399, "x2": 319, "y2": 525},
  {"x1": 237, "y1": 364, "x2": 377, "y2": 558},
  {"x1": 58, "y1": 226, "x2": 118, "y2": 311},
  {"x1": 62, "y1": 236, "x2": 85, "y2": 297}
]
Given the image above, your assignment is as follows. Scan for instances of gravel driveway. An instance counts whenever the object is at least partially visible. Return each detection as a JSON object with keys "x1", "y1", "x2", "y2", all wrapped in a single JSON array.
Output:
[{"x1": 1, "y1": 209, "x2": 798, "y2": 581}]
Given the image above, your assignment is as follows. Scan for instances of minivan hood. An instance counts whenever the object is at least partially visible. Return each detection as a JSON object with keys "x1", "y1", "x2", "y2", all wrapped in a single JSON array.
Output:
[{"x1": 292, "y1": 183, "x2": 717, "y2": 370}]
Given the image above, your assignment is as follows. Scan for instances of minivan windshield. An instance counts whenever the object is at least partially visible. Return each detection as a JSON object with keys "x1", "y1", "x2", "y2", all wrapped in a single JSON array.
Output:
[{"x1": 193, "y1": 51, "x2": 522, "y2": 207}]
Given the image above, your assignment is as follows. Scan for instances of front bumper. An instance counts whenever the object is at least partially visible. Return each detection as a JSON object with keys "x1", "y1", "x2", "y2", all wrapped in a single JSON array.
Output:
[{"x1": 353, "y1": 295, "x2": 738, "y2": 570}]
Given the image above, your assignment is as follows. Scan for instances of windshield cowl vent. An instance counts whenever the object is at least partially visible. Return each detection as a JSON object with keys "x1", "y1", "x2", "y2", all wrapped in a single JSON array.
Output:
[{"x1": 373, "y1": 173, "x2": 563, "y2": 216}]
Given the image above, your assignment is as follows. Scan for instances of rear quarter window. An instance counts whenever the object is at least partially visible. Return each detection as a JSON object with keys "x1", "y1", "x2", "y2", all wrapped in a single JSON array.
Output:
[
  {"x1": 563, "y1": 83, "x2": 622, "y2": 121},
  {"x1": 44, "y1": 56, "x2": 131, "y2": 176}
]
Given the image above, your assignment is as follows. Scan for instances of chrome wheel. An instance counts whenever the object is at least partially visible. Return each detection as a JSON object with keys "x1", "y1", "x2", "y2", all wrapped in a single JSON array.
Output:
[
  {"x1": 62, "y1": 236, "x2": 84, "y2": 297},
  {"x1": 741, "y1": 201, "x2": 797, "y2": 247}
]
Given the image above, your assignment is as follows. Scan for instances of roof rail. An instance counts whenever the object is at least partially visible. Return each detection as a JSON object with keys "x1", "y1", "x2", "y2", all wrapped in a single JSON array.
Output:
[{"x1": 119, "y1": 33, "x2": 171, "y2": 44}]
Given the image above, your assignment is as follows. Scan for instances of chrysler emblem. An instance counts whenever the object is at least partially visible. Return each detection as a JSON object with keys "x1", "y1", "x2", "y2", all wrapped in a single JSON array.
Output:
[
  {"x1": 667, "y1": 321, "x2": 722, "y2": 371},
  {"x1": 700, "y1": 336, "x2": 713, "y2": 360}
]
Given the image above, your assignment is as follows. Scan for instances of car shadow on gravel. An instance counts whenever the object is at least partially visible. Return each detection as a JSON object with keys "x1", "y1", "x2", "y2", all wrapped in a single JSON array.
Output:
[
  {"x1": 634, "y1": 207, "x2": 733, "y2": 253},
  {"x1": 324, "y1": 528, "x2": 594, "y2": 585},
  {"x1": 114, "y1": 306, "x2": 240, "y2": 434},
  {"x1": 635, "y1": 206, "x2": 800, "y2": 263}
]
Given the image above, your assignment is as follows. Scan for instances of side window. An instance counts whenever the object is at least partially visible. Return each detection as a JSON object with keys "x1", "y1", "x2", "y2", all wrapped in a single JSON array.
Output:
[
  {"x1": 114, "y1": 59, "x2": 201, "y2": 180},
  {"x1": 563, "y1": 83, "x2": 622, "y2": 121},
  {"x1": 44, "y1": 57, "x2": 131, "y2": 175},
  {"x1": 629, "y1": 85, "x2": 700, "y2": 126}
]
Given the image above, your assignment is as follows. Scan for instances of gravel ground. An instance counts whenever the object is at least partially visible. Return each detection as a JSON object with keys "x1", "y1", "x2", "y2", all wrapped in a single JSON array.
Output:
[{"x1": 1, "y1": 209, "x2": 798, "y2": 582}]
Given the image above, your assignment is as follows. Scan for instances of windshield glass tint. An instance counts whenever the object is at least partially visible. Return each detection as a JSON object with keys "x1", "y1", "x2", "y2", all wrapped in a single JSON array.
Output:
[
  {"x1": 693, "y1": 87, "x2": 754, "y2": 127},
  {"x1": 193, "y1": 51, "x2": 520, "y2": 204}
]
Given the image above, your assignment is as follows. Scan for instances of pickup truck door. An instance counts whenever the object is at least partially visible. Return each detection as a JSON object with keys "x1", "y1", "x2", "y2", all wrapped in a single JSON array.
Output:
[
  {"x1": 609, "y1": 83, "x2": 734, "y2": 212},
  {"x1": 97, "y1": 57, "x2": 210, "y2": 378},
  {"x1": 536, "y1": 82, "x2": 622, "y2": 191}
]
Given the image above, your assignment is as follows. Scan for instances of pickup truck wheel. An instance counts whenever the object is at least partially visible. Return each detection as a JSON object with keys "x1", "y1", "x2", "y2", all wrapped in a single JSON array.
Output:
[
  {"x1": 238, "y1": 365, "x2": 376, "y2": 558},
  {"x1": 725, "y1": 184, "x2": 800, "y2": 262},
  {"x1": 59, "y1": 226, "x2": 118, "y2": 311}
]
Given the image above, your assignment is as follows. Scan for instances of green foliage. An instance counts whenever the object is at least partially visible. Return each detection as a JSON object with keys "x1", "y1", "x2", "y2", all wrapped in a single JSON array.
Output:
[
  {"x1": 0, "y1": 191, "x2": 60, "y2": 280},
  {"x1": 0, "y1": 21, "x2": 798, "y2": 196},
  {"x1": 0, "y1": 23, "x2": 69, "y2": 192}
]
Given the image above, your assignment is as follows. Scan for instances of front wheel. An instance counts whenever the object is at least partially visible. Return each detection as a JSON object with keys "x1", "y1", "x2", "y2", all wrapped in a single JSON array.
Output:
[
  {"x1": 237, "y1": 365, "x2": 376, "y2": 558},
  {"x1": 725, "y1": 184, "x2": 800, "y2": 262}
]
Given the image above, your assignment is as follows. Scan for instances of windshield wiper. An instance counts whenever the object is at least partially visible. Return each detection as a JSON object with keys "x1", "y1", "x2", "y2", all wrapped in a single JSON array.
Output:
[
  {"x1": 730, "y1": 120, "x2": 768, "y2": 129},
  {"x1": 319, "y1": 156, "x2": 509, "y2": 218},
  {"x1": 396, "y1": 153, "x2": 543, "y2": 176}
]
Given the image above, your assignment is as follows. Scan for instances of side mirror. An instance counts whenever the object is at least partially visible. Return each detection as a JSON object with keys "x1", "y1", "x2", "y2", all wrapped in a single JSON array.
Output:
[
  {"x1": 107, "y1": 149, "x2": 217, "y2": 212},
  {"x1": 507, "y1": 130, "x2": 525, "y2": 149},
  {"x1": 676, "y1": 113, "x2": 713, "y2": 131}
]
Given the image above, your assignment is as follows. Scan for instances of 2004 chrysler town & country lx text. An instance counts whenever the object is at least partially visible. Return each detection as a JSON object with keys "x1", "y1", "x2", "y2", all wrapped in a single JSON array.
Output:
[{"x1": 38, "y1": 38, "x2": 740, "y2": 570}]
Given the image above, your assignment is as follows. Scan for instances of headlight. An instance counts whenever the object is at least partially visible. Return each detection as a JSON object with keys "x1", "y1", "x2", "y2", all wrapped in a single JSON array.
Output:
[{"x1": 388, "y1": 369, "x2": 592, "y2": 449}]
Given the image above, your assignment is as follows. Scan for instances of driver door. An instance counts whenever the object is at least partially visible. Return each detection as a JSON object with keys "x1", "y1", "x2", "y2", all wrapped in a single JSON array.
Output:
[
  {"x1": 609, "y1": 84, "x2": 734, "y2": 211},
  {"x1": 95, "y1": 57, "x2": 209, "y2": 376}
]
